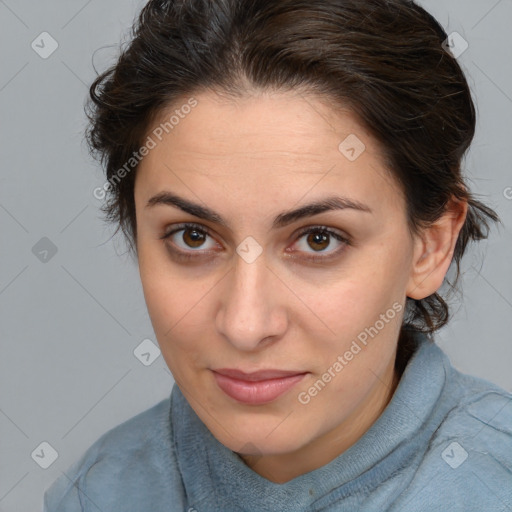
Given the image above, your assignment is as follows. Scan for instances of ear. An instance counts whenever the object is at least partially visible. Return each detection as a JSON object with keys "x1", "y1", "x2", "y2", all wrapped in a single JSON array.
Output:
[{"x1": 406, "y1": 198, "x2": 468, "y2": 300}]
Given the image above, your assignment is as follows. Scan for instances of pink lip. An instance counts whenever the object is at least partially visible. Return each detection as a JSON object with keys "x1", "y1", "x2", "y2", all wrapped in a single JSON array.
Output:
[{"x1": 212, "y1": 368, "x2": 308, "y2": 405}]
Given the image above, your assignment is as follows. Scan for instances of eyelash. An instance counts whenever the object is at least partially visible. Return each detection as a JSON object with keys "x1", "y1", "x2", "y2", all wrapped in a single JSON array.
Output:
[{"x1": 159, "y1": 222, "x2": 351, "y2": 263}]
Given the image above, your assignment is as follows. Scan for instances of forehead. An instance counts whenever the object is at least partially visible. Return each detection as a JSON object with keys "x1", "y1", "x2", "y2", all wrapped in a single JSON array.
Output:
[
  {"x1": 135, "y1": 89, "x2": 402, "y2": 218},
  {"x1": 146, "y1": 90, "x2": 376, "y2": 158}
]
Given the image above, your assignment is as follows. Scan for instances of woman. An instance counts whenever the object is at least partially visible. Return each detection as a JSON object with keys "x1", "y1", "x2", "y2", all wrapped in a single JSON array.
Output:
[{"x1": 44, "y1": 0, "x2": 512, "y2": 510}]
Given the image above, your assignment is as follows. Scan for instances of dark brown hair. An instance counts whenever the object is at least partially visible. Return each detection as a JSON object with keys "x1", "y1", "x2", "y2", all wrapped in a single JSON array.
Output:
[{"x1": 86, "y1": 0, "x2": 499, "y2": 370}]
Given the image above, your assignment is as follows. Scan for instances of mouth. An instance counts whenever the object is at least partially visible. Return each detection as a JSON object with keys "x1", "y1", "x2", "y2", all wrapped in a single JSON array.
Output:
[{"x1": 211, "y1": 368, "x2": 309, "y2": 405}]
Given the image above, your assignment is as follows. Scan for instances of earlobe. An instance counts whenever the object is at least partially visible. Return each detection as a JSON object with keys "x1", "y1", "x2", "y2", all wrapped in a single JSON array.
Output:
[{"x1": 406, "y1": 198, "x2": 468, "y2": 300}]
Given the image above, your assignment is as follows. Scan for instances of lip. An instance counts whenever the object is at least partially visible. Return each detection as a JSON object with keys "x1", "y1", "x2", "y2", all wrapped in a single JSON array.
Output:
[{"x1": 212, "y1": 368, "x2": 308, "y2": 405}]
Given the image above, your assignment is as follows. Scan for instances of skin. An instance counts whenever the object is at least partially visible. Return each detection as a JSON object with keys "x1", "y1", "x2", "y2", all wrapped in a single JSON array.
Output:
[{"x1": 134, "y1": 89, "x2": 467, "y2": 483}]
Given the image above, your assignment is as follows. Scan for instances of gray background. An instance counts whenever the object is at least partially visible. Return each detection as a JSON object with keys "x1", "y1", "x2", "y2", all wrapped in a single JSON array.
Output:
[{"x1": 0, "y1": 1, "x2": 511, "y2": 510}]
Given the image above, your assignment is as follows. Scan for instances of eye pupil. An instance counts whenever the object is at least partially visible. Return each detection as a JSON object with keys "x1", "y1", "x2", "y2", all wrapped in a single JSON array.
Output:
[
  {"x1": 183, "y1": 229, "x2": 206, "y2": 248},
  {"x1": 307, "y1": 232, "x2": 329, "y2": 252}
]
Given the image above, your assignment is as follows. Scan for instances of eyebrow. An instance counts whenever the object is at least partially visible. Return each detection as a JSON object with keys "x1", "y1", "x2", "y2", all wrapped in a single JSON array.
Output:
[{"x1": 145, "y1": 191, "x2": 373, "y2": 230}]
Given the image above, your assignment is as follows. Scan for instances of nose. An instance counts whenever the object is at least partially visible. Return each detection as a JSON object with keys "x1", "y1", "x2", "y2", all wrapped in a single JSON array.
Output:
[{"x1": 215, "y1": 251, "x2": 288, "y2": 352}]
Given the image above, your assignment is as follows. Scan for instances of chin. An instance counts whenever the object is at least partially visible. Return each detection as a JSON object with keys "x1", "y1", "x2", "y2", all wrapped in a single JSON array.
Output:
[{"x1": 210, "y1": 416, "x2": 310, "y2": 456}]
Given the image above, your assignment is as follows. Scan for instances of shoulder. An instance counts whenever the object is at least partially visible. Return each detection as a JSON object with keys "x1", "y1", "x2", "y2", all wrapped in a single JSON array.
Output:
[
  {"x1": 397, "y1": 367, "x2": 512, "y2": 511},
  {"x1": 435, "y1": 367, "x2": 512, "y2": 470},
  {"x1": 43, "y1": 396, "x2": 185, "y2": 512}
]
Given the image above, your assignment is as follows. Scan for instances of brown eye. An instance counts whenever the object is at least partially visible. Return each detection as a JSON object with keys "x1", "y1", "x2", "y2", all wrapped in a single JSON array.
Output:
[
  {"x1": 160, "y1": 223, "x2": 219, "y2": 255},
  {"x1": 306, "y1": 231, "x2": 330, "y2": 252},
  {"x1": 289, "y1": 226, "x2": 351, "y2": 263},
  {"x1": 182, "y1": 228, "x2": 207, "y2": 248}
]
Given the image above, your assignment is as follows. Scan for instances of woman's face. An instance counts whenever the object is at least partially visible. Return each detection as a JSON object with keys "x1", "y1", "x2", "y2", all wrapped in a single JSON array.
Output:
[{"x1": 134, "y1": 89, "x2": 420, "y2": 476}]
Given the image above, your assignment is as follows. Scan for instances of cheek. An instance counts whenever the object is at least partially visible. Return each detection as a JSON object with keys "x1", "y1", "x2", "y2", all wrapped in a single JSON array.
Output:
[
  {"x1": 140, "y1": 272, "x2": 205, "y2": 378},
  {"x1": 299, "y1": 250, "x2": 409, "y2": 375},
  {"x1": 297, "y1": 271, "x2": 405, "y2": 404},
  {"x1": 138, "y1": 247, "x2": 170, "y2": 325},
  {"x1": 311, "y1": 255, "x2": 407, "y2": 336},
  {"x1": 138, "y1": 241, "x2": 189, "y2": 340},
  {"x1": 141, "y1": 271, "x2": 204, "y2": 339},
  {"x1": 137, "y1": 242, "x2": 216, "y2": 364}
]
